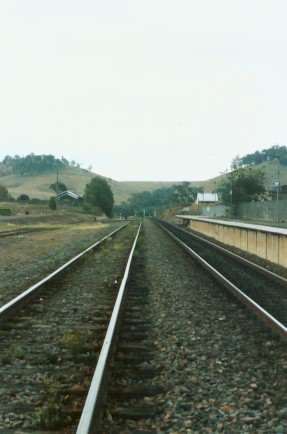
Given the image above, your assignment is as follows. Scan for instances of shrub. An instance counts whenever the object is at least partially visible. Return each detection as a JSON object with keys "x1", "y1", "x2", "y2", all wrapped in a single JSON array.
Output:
[
  {"x1": 17, "y1": 194, "x2": 30, "y2": 202},
  {"x1": 0, "y1": 208, "x2": 12, "y2": 216},
  {"x1": 48, "y1": 196, "x2": 57, "y2": 210},
  {"x1": 82, "y1": 203, "x2": 92, "y2": 212}
]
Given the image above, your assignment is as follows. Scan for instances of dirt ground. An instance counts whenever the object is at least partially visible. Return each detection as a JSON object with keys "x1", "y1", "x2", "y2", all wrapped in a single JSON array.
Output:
[
  {"x1": 0, "y1": 208, "x2": 106, "y2": 230},
  {"x1": 0, "y1": 214, "x2": 125, "y2": 306}
]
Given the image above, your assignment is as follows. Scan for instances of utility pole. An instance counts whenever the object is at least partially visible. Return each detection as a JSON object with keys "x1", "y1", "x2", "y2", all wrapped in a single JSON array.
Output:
[
  {"x1": 275, "y1": 156, "x2": 280, "y2": 223},
  {"x1": 55, "y1": 164, "x2": 59, "y2": 210}
]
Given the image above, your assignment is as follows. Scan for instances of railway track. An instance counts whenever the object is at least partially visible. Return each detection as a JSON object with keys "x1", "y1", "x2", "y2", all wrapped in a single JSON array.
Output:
[
  {"x1": 0, "y1": 221, "x2": 140, "y2": 432},
  {"x1": 0, "y1": 228, "x2": 55, "y2": 238},
  {"x1": 78, "y1": 223, "x2": 163, "y2": 434},
  {"x1": 156, "y1": 219, "x2": 287, "y2": 337},
  {"x1": 1, "y1": 218, "x2": 287, "y2": 432}
]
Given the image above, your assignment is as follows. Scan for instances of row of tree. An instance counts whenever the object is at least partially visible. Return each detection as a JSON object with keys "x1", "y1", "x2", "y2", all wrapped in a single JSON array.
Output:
[
  {"x1": 114, "y1": 167, "x2": 269, "y2": 218},
  {"x1": 2, "y1": 154, "x2": 68, "y2": 176},
  {"x1": 232, "y1": 144, "x2": 287, "y2": 169},
  {"x1": 1, "y1": 154, "x2": 83, "y2": 176},
  {"x1": 114, "y1": 183, "x2": 204, "y2": 218}
]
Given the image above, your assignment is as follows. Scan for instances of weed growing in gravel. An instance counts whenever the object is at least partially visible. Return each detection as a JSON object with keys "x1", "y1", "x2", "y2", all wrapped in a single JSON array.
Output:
[
  {"x1": 95, "y1": 245, "x2": 110, "y2": 258},
  {"x1": 132, "y1": 249, "x2": 140, "y2": 258},
  {"x1": 15, "y1": 346, "x2": 26, "y2": 360},
  {"x1": 1, "y1": 355, "x2": 11, "y2": 365},
  {"x1": 61, "y1": 331, "x2": 86, "y2": 355},
  {"x1": 33, "y1": 385, "x2": 63, "y2": 429},
  {"x1": 37, "y1": 351, "x2": 58, "y2": 365},
  {"x1": 113, "y1": 242, "x2": 123, "y2": 251}
]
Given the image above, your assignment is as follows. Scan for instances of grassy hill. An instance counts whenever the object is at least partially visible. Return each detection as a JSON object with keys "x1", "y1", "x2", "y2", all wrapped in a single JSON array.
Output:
[
  {"x1": 190, "y1": 159, "x2": 287, "y2": 193},
  {"x1": 0, "y1": 165, "x2": 178, "y2": 204},
  {"x1": 1, "y1": 159, "x2": 286, "y2": 205}
]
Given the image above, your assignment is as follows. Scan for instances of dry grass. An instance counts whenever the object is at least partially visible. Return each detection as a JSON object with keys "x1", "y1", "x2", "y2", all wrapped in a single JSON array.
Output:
[
  {"x1": 1, "y1": 166, "x2": 93, "y2": 199},
  {"x1": 0, "y1": 205, "x2": 98, "y2": 230},
  {"x1": 1, "y1": 160, "x2": 285, "y2": 205},
  {"x1": 0, "y1": 165, "x2": 179, "y2": 203},
  {"x1": 0, "y1": 223, "x2": 103, "y2": 263}
]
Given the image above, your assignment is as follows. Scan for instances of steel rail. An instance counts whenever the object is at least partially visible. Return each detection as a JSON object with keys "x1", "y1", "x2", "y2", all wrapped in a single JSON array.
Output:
[
  {"x1": 157, "y1": 221, "x2": 287, "y2": 341},
  {"x1": 0, "y1": 227, "x2": 54, "y2": 238},
  {"x1": 163, "y1": 221, "x2": 287, "y2": 285},
  {"x1": 0, "y1": 223, "x2": 129, "y2": 319},
  {"x1": 76, "y1": 221, "x2": 142, "y2": 434}
]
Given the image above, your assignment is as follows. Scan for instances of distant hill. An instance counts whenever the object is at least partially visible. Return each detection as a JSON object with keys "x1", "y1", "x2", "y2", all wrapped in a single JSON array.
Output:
[
  {"x1": 1, "y1": 155, "x2": 286, "y2": 204},
  {"x1": 0, "y1": 163, "x2": 179, "y2": 204}
]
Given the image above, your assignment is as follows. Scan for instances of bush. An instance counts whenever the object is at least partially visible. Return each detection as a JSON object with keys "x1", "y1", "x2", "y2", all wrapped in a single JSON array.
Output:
[
  {"x1": 48, "y1": 197, "x2": 57, "y2": 210},
  {"x1": 30, "y1": 198, "x2": 47, "y2": 205},
  {"x1": 0, "y1": 208, "x2": 12, "y2": 216},
  {"x1": 17, "y1": 194, "x2": 30, "y2": 202},
  {"x1": 82, "y1": 203, "x2": 92, "y2": 212}
]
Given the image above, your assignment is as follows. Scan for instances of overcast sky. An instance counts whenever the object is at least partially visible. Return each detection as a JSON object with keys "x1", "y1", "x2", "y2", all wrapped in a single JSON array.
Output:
[{"x1": 1, "y1": 1, "x2": 287, "y2": 181}]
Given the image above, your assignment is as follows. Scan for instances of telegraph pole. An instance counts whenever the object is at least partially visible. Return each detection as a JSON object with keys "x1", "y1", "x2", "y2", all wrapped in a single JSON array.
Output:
[
  {"x1": 55, "y1": 164, "x2": 59, "y2": 210},
  {"x1": 275, "y1": 156, "x2": 280, "y2": 223}
]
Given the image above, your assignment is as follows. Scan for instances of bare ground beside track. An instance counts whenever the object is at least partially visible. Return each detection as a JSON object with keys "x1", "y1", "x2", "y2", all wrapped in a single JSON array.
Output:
[{"x1": 0, "y1": 213, "x2": 126, "y2": 306}]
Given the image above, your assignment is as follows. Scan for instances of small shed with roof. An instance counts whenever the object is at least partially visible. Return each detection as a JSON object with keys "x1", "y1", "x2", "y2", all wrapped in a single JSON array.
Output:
[
  {"x1": 195, "y1": 193, "x2": 218, "y2": 205},
  {"x1": 56, "y1": 191, "x2": 80, "y2": 205}
]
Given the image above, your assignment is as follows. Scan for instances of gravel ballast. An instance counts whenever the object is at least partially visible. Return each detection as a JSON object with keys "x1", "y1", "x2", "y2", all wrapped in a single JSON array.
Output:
[
  {"x1": 1, "y1": 217, "x2": 287, "y2": 432},
  {"x1": 114, "y1": 219, "x2": 287, "y2": 433},
  {"x1": 0, "y1": 221, "x2": 125, "y2": 306}
]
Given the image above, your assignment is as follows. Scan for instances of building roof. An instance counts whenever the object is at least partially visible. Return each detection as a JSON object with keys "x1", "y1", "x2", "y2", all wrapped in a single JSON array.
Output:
[
  {"x1": 195, "y1": 193, "x2": 218, "y2": 204},
  {"x1": 57, "y1": 191, "x2": 79, "y2": 200}
]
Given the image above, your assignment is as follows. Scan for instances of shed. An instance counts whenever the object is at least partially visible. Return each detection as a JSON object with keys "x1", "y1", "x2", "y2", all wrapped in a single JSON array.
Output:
[
  {"x1": 57, "y1": 191, "x2": 79, "y2": 200},
  {"x1": 195, "y1": 193, "x2": 218, "y2": 205},
  {"x1": 56, "y1": 191, "x2": 80, "y2": 205}
]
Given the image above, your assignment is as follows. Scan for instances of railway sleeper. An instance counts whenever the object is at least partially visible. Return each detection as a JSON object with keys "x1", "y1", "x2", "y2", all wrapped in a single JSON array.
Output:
[
  {"x1": 117, "y1": 343, "x2": 155, "y2": 353},
  {"x1": 125, "y1": 301, "x2": 149, "y2": 310},
  {"x1": 127, "y1": 291, "x2": 149, "y2": 298},
  {"x1": 109, "y1": 384, "x2": 165, "y2": 399},
  {"x1": 110, "y1": 405, "x2": 158, "y2": 420},
  {"x1": 115, "y1": 352, "x2": 153, "y2": 363},
  {"x1": 111, "y1": 365, "x2": 157, "y2": 380},
  {"x1": 119, "y1": 331, "x2": 149, "y2": 340},
  {"x1": 121, "y1": 318, "x2": 149, "y2": 326},
  {"x1": 124, "y1": 285, "x2": 147, "y2": 296}
]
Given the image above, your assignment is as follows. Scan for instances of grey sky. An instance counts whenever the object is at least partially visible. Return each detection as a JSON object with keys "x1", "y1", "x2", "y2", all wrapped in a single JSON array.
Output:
[{"x1": 1, "y1": 0, "x2": 287, "y2": 181}]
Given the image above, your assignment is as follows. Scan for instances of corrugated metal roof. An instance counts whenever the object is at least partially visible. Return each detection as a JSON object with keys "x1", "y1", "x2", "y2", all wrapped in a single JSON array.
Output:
[
  {"x1": 195, "y1": 193, "x2": 218, "y2": 204},
  {"x1": 57, "y1": 191, "x2": 79, "y2": 199}
]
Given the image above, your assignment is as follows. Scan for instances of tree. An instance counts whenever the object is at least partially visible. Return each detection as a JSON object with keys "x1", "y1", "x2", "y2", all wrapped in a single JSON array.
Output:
[
  {"x1": 85, "y1": 177, "x2": 114, "y2": 217},
  {"x1": 113, "y1": 183, "x2": 199, "y2": 218},
  {"x1": 17, "y1": 194, "x2": 30, "y2": 202},
  {"x1": 220, "y1": 166, "x2": 266, "y2": 216},
  {"x1": 48, "y1": 196, "x2": 57, "y2": 210},
  {"x1": 239, "y1": 145, "x2": 287, "y2": 167},
  {"x1": 114, "y1": 203, "x2": 132, "y2": 219},
  {"x1": 172, "y1": 182, "x2": 195, "y2": 206},
  {"x1": 0, "y1": 184, "x2": 10, "y2": 201},
  {"x1": 231, "y1": 155, "x2": 243, "y2": 170},
  {"x1": 1, "y1": 153, "x2": 69, "y2": 175},
  {"x1": 49, "y1": 181, "x2": 68, "y2": 194}
]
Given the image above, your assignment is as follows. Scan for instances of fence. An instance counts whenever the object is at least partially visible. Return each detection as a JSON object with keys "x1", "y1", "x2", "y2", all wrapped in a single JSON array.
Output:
[{"x1": 238, "y1": 199, "x2": 287, "y2": 222}]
